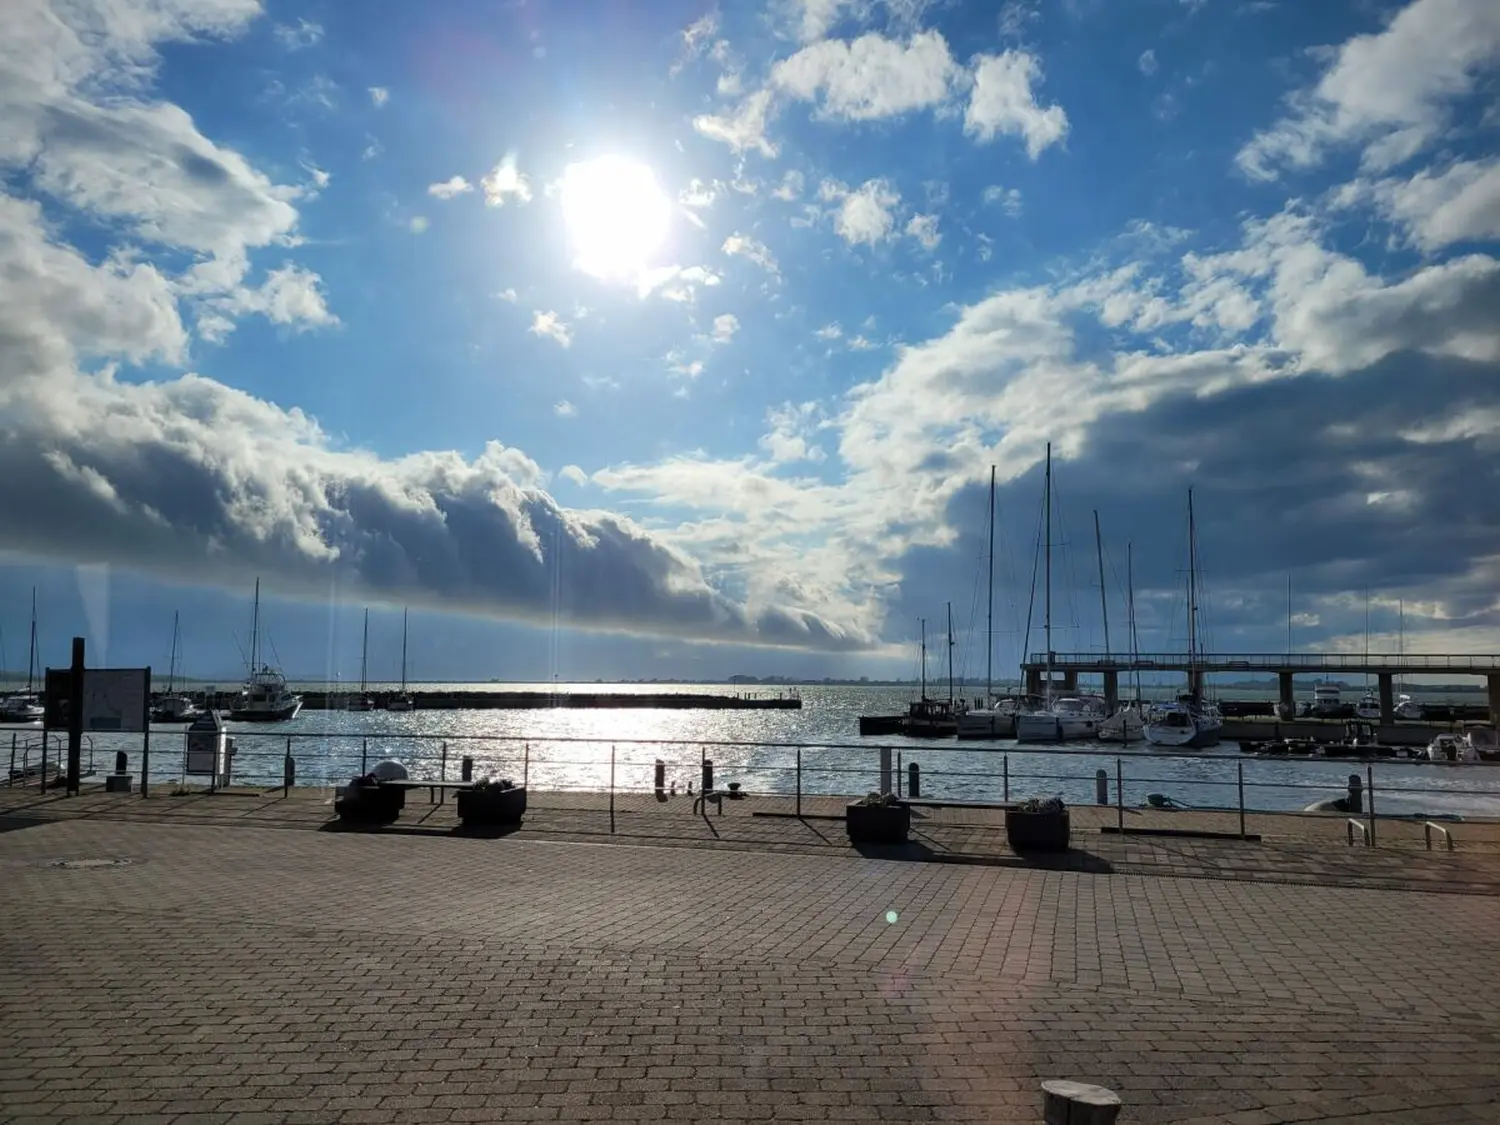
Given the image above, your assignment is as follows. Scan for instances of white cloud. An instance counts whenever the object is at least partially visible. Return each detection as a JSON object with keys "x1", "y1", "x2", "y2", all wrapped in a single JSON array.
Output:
[
  {"x1": 529, "y1": 310, "x2": 572, "y2": 347},
  {"x1": 273, "y1": 19, "x2": 323, "y2": 49},
  {"x1": 847, "y1": 334, "x2": 878, "y2": 350},
  {"x1": 362, "y1": 138, "x2": 383, "y2": 161},
  {"x1": 815, "y1": 323, "x2": 843, "y2": 340},
  {"x1": 427, "y1": 176, "x2": 474, "y2": 200},
  {"x1": 638, "y1": 264, "x2": 722, "y2": 303},
  {"x1": 906, "y1": 213, "x2": 941, "y2": 250},
  {"x1": 760, "y1": 402, "x2": 826, "y2": 463},
  {"x1": 772, "y1": 170, "x2": 804, "y2": 201},
  {"x1": 201, "y1": 263, "x2": 337, "y2": 342},
  {"x1": 722, "y1": 232, "x2": 780, "y2": 277},
  {"x1": 771, "y1": 30, "x2": 959, "y2": 121},
  {"x1": 1138, "y1": 48, "x2": 1159, "y2": 76},
  {"x1": 825, "y1": 178, "x2": 901, "y2": 246},
  {"x1": 482, "y1": 154, "x2": 532, "y2": 206},
  {"x1": 554, "y1": 400, "x2": 577, "y2": 418},
  {"x1": 1349, "y1": 159, "x2": 1500, "y2": 251},
  {"x1": 496, "y1": 288, "x2": 519, "y2": 303},
  {"x1": 667, "y1": 352, "x2": 706, "y2": 378},
  {"x1": 982, "y1": 185, "x2": 1023, "y2": 217},
  {"x1": 964, "y1": 50, "x2": 1069, "y2": 158},
  {"x1": 1237, "y1": 0, "x2": 1500, "y2": 179},
  {"x1": 711, "y1": 313, "x2": 740, "y2": 343},
  {"x1": 368, "y1": 86, "x2": 390, "y2": 108},
  {"x1": 693, "y1": 89, "x2": 778, "y2": 158},
  {"x1": 679, "y1": 178, "x2": 717, "y2": 208}
]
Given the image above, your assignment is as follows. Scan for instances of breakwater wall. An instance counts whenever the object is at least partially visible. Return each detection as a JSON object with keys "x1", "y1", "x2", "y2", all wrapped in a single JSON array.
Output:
[{"x1": 179, "y1": 689, "x2": 802, "y2": 712}]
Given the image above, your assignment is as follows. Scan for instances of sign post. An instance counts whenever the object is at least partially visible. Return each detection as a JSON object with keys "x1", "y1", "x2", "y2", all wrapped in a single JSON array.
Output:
[
  {"x1": 44, "y1": 660, "x2": 152, "y2": 795},
  {"x1": 67, "y1": 638, "x2": 84, "y2": 796}
]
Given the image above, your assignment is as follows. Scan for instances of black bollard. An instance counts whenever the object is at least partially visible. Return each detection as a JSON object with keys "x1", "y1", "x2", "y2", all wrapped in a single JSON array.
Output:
[
  {"x1": 1347, "y1": 773, "x2": 1363, "y2": 814},
  {"x1": 283, "y1": 755, "x2": 295, "y2": 792},
  {"x1": 654, "y1": 759, "x2": 667, "y2": 802},
  {"x1": 907, "y1": 762, "x2": 920, "y2": 799},
  {"x1": 461, "y1": 756, "x2": 473, "y2": 782},
  {"x1": 114, "y1": 750, "x2": 128, "y2": 775},
  {"x1": 1096, "y1": 769, "x2": 1109, "y2": 806},
  {"x1": 702, "y1": 759, "x2": 714, "y2": 794}
]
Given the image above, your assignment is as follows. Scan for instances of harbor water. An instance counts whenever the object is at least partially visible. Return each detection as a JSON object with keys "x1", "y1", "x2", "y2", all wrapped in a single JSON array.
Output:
[{"x1": 7, "y1": 683, "x2": 1500, "y2": 818}]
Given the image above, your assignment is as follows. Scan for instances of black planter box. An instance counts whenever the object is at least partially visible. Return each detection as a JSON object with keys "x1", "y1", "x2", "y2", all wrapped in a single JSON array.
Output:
[
  {"x1": 846, "y1": 801, "x2": 911, "y2": 845},
  {"x1": 456, "y1": 785, "x2": 528, "y2": 827},
  {"x1": 1005, "y1": 808, "x2": 1070, "y2": 852},
  {"x1": 335, "y1": 783, "x2": 406, "y2": 825}
]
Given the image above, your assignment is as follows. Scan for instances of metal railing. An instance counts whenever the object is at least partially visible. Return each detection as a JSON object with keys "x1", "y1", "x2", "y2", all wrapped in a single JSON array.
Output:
[{"x1": 1024, "y1": 651, "x2": 1500, "y2": 674}]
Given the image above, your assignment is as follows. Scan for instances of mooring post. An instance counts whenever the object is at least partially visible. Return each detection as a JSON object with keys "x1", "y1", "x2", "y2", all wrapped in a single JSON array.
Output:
[
  {"x1": 461, "y1": 756, "x2": 473, "y2": 783},
  {"x1": 795, "y1": 747, "x2": 802, "y2": 817},
  {"x1": 654, "y1": 758, "x2": 666, "y2": 802},
  {"x1": 908, "y1": 762, "x2": 921, "y2": 799},
  {"x1": 1346, "y1": 772, "x2": 1362, "y2": 814},
  {"x1": 1095, "y1": 769, "x2": 1108, "y2": 806},
  {"x1": 1116, "y1": 757, "x2": 1124, "y2": 834},
  {"x1": 439, "y1": 742, "x2": 448, "y2": 805},
  {"x1": 1003, "y1": 754, "x2": 1010, "y2": 802},
  {"x1": 1366, "y1": 763, "x2": 1376, "y2": 847},
  {"x1": 1237, "y1": 760, "x2": 1246, "y2": 840}
]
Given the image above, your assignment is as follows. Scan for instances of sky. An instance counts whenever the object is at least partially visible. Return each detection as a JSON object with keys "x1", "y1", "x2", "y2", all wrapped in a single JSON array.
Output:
[{"x1": 2, "y1": 0, "x2": 1499, "y2": 685}]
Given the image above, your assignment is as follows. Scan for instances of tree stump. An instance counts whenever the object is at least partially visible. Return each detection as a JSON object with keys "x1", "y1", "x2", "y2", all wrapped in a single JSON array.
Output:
[{"x1": 1042, "y1": 1080, "x2": 1121, "y2": 1124}]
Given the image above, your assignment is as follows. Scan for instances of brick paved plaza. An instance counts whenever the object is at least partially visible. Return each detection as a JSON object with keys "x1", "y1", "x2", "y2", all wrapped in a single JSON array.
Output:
[{"x1": 2, "y1": 794, "x2": 1500, "y2": 1123}]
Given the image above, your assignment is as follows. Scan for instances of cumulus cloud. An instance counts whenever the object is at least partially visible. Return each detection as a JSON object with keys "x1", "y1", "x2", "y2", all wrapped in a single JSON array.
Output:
[
  {"x1": 693, "y1": 89, "x2": 778, "y2": 157},
  {"x1": 964, "y1": 50, "x2": 1069, "y2": 157},
  {"x1": 760, "y1": 402, "x2": 826, "y2": 463},
  {"x1": 722, "y1": 232, "x2": 780, "y2": 277},
  {"x1": 982, "y1": 185, "x2": 1023, "y2": 217},
  {"x1": 482, "y1": 154, "x2": 532, "y2": 206},
  {"x1": 529, "y1": 310, "x2": 572, "y2": 347},
  {"x1": 710, "y1": 313, "x2": 740, "y2": 343},
  {"x1": 553, "y1": 400, "x2": 577, "y2": 418},
  {"x1": 771, "y1": 30, "x2": 959, "y2": 121},
  {"x1": 906, "y1": 213, "x2": 940, "y2": 250},
  {"x1": 368, "y1": 86, "x2": 389, "y2": 108},
  {"x1": 1343, "y1": 159, "x2": 1500, "y2": 251},
  {"x1": 1237, "y1": 0, "x2": 1500, "y2": 179},
  {"x1": 1138, "y1": 49, "x2": 1159, "y2": 76},
  {"x1": 428, "y1": 176, "x2": 474, "y2": 199},
  {"x1": 823, "y1": 178, "x2": 901, "y2": 245},
  {"x1": 273, "y1": 19, "x2": 323, "y2": 49}
]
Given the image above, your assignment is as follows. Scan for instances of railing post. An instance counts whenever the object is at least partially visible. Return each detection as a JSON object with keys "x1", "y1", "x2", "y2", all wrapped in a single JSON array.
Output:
[
  {"x1": 39, "y1": 735, "x2": 47, "y2": 793},
  {"x1": 1237, "y1": 760, "x2": 1246, "y2": 840},
  {"x1": 523, "y1": 743, "x2": 529, "y2": 789},
  {"x1": 440, "y1": 741, "x2": 448, "y2": 805},
  {"x1": 9, "y1": 733, "x2": 14, "y2": 786},
  {"x1": 795, "y1": 747, "x2": 802, "y2": 818},
  {"x1": 283, "y1": 736, "x2": 293, "y2": 797},
  {"x1": 1116, "y1": 756, "x2": 1124, "y2": 834},
  {"x1": 896, "y1": 750, "x2": 902, "y2": 798},
  {"x1": 361, "y1": 737, "x2": 368, "y2": 775},
  {"x1": 1003, "y1": 754, "x2": 1010, "y2": 802},
  {"x1": 1366, "y1": 763, "x2": 1376, "y2": 847},
  {"x1": 610, "y1": 744, "x2": 616, "y2": 834}
]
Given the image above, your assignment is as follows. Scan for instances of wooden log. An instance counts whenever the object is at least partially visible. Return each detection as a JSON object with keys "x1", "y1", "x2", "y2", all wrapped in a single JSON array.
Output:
[{"x1": 1042, "y1": 1080, "x2": 1120, "y2": 1124}]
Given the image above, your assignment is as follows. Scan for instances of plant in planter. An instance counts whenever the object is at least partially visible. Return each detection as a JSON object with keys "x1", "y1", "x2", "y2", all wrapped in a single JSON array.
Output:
[
  {"x1": 845, "y1": 791, "x2": 910, "y2": 845},
  {"x1": 1006, "y1": 795, "x2": 1070, "y2": 852},
  {"x1": 456, "y1": 776, "x2": 527, "y2": 827},
  {"x1": 334, "y1": 772, "x2": 406, "y2": 824}
]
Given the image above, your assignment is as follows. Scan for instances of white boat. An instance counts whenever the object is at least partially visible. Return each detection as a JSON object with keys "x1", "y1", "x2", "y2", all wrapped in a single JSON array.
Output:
[
  {"x1": 1308, "y1": 681, "x2": 1344, "y2": 718},
  {"x1": 1, "y1": 588, "x2": 44, "y2": 724},
  {"x1": 1017, "y1": 696, "x2": 1107, "y2": 742},
  {"x1": 956, "y1": 697, "x2": 1017, "y2": 739},
  {"x1": 385, "y1": 607, "x2": 414, "y2": 711},
  {"x1": 1144, "y1": 694, "x2": 1224, "y2": 748},
  {"x1": 152, "y1": 611, "x2": 204, "y2": 723},
  {"x1": 1427, "y1": 733, "x2": 1479, "y2": 763},
  {"x1": 1395, "y1": 694, "x2": 1424, "y2": 720},
  {"x1": 348, "y1": 608, "x2": 374, "y2": 712},
  {"x1": 227, "y1": 580, "x2": 303, "y2": 722},
  {"x1": 955, "y1": 467, "x2": 1012, "y2": 741},
  {"x1": 1144, "y1": 489, "x2": 1223, "y2": 750},
  {"x1": 1098, "y1": 703, "x2": 1145, "y2": 743},
  {"x1": 1354, "y1": 692, "x2": 1382, "y2": 721}
]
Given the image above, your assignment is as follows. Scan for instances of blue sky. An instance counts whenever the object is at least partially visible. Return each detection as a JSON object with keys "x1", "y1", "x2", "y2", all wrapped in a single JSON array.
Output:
[{"x1": 2, "y1": 0, "x2": 1499, "y2": 684}]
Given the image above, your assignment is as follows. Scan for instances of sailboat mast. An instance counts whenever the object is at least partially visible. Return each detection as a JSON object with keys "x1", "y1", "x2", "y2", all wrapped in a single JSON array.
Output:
[
  {"x1": 360, "y1": 609, "x2": 369, "y2": 694},
  {"x1": 986, "y1": 465, "x2": 995, "y2": 702},
  {"x1": 1287, "y1": 574, "x2": 1292, "y2": 653},
  {"x1": 1043, "y1": 443, "x2": 1052, "y2": 698},
  {"x1": 26, "y1": 587, "x2": 37, "y2": 695},
  {"x1": 1398, "y1": 600, "x2": 1405, "y2": 695},
  {"x1": 946, "y1": 601, "x2": 955, "y2": 706},
  {"x1": 1364, "y1": 588, "x2": 1371, "y2": 691},
  {"x1": 249, "y1": 579, "x2": 261, "y2": 672},
  {"x1": 1127, "y1": 541, "x2": 1140, "y2": 703},
  {"x1": 1186, "y1": 489, "x2": 1199, "y2": 695},
  {"x1": 1093, "y1": 509, "x2": 1110, "y2": 660},
  {"x1": 400, "y1": 608, "x2": 409, "y2": 693},
  {"x1": 168, "y1": 611, "x2": 179, "y2": 694},
  {"x1": 919, "y1": 618, "x2": 927, "y2": 700}
]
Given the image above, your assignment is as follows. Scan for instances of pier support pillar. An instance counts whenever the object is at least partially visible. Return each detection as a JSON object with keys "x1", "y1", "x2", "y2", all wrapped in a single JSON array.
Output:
[
  {"x1": 1025, "y1": 667, "x2": 1043, "y2": 697},
  {"x1": 1278, "y1": 671, "x2": 1295, "y2": 715},
  {"x1": 1102, "y1": 670, "x2": 1119, "y2": 712},
  {"x1": 1378, "y1": 674, "x2": 1395, "y2": 724},
  {"x1": 1489, "y1": 674, "x2": 1500, "y2": 728},
  {"x1": 1060, "y1": 670, "x2": 1079, "y2": 694}
]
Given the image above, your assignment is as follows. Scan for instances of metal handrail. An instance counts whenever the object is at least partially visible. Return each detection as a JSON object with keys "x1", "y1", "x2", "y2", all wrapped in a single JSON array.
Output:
[
  {"x1": 1347, "y1": 819, "x2": 1371, "y2": 846},
  {"x1": 1024, "y1": 651, "x2": 1500, "y2": 673},
  {"x1": 1423, "y1": 821, "x2": 1454, "y2": 851}
]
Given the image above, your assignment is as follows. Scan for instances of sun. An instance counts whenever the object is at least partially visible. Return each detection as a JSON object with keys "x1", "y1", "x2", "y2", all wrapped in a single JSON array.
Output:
[{"x1": 559, "y1": 156, "x2": 671, "y2": 281}]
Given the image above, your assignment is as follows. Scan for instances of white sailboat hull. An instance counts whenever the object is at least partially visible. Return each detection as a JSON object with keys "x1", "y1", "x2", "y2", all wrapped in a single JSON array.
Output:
[
  {"x1": 1016, "y1": 712, "x2": 1100, "y2": 742},
  {"x1": 1098, "y1": 708, "x2": 1145, "y2": 743}
]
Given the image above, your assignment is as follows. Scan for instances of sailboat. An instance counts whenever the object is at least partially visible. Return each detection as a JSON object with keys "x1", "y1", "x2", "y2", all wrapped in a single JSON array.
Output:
[
  {"x1": 0, "y1": 588, "x2": 44, "y2": 724},
  {"x1": 1354, "y1": 590, "x2": 1382, "y2": 720},
  {"x1": 1144, "y1": 489, "x2": 1223, "y2": 748},
  {"x1": 227, "y1": 579, "x2": 303, "y2": 722},
  {"x1": 958, "y1": 466, "x2": 1018, "y2": 739},
  {"x1": 151, "y1": 611, "x2": 203, "y2": 722},
  {"x1": 1016, "y1": 444, "x2": 1106, "y2": 742},
  {"x1": 1099, "y1": 535, "x2": 1145, "y2": 743},
  {"x1": 1394, "y1": 601, "x2": 1424, "y2": 719},
  {"x1": 902, "y1": 614, "x2": 958, "y2": 737},
  {"x1": 385, "y1": 608, "x2": 414, "y2": 711},
  {"x1": 348, "y1": 609, "x2": 374, "y2": 712}
]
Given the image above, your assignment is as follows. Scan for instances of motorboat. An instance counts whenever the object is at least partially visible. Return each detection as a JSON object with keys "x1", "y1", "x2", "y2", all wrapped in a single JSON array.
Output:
[
  {"x1": 1143, "y1": 693, "x2": 1224, "y2": 748},
  {"x1": 1353, "y1": 692, "x2": 1382, "y2": 721},
  {"x1": 226, "y1": 580, "x2": 303, "y2": 722},
  {"x1": 903, "y1": 697, "x2": 958, "y2": 738},
  {"x1": 1307, "y1": 682, "x2": 1345, "y2": 718},
  {"x1": 1394, "y1": 694, "x2": 1424, "y2": 720},
  {"x1": 1426, "y1": 733, "x2": 1479, "y2": 763}
]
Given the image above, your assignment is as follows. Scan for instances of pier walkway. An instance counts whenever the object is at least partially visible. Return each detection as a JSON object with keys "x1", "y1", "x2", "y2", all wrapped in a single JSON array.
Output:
[{"x1": 3, "y1": 786, "x2": 1500, "y2": 1123}]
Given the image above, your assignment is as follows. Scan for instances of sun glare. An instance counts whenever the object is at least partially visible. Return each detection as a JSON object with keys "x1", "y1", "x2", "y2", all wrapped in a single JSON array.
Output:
[{"x1": 559, "y1": 156, "x2": 671, "y2": 281}]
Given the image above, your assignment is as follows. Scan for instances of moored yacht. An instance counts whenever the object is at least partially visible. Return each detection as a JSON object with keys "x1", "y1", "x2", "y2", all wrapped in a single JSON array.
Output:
[
  {"x1": 1017, "y1": 696, "x2": 1107, "y2": 742},
  {"x1": 1, "y1": 588, "x2": 44, "y2": 724},
  {"x1": 1098, "y1": 702, "x2": 1145, "y2": 743},
  {"x1": 227, "y1": 580, "x2": 303, "y2": 722},
  {"x1": 1144, "y1": 694, "x2": 1223, "y2": 748},
  {"x1": 152, "y1": 611, "x2": 204, "y2": 723}
]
